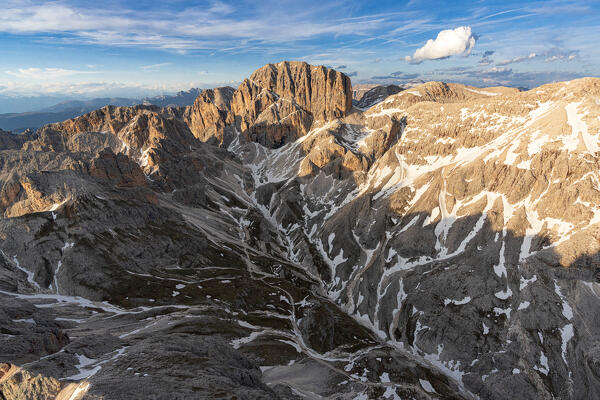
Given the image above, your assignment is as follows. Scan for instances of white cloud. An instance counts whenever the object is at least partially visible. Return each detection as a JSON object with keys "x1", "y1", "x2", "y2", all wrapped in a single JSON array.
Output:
[
  {"x1": 405, "y1": 26, "x2": 476, "y2": 63},
  {"x1": 0, "y1": 1, "x2": 402, "y2": 52},
  {"x1": 0, "y1": 80, "x2": 208, "y2": 97},
  {"x1": 140, "y1": 63, "x2": 172, "y2": 71},
  {"x1": 546, "y1": 54, "x2": 577, "y2": 62},
  {"x1": 497, "y1": 52, "x2": 537, "y2": 66},
  {"x1": 497, "y1": 49, "x2": 579, "y2": 66},
  {"x1": 5, "y1": 68, "x2": 99, "y2": 80}
]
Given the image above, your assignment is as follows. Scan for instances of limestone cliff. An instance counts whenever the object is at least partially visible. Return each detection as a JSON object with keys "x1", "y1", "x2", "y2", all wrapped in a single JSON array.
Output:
[
  {"x1": 231, "y1": 61, "x2": 353, "y2": 147},
  {"x1": 183, "y1": 86, "x2": 235, "y2": 145}
]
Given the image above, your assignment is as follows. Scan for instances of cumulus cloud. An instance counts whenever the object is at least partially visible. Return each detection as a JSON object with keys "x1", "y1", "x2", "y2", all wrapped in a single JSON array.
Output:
[
  {"x1": 346, "y1": 71, "x2": 358, "y2": 77},
  {"x1": 405, "y1": 26, "x2": 476, "y2": 63}
]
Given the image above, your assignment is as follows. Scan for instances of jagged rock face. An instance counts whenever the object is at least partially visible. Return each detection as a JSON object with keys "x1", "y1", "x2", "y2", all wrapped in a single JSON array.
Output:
[
  {"x1": 2, "y1": 62, "x2": 600, "y2": 399},
  {"x1": 40, "y1": 105, "x2": 198, "y2": 174},
  {"x1": 0, "y1": 365, "x2": 90, "y2": 400},
  {"x1": 0, "y1": 364, "x2": 62, "y2": 399},
  {"x1": 248, "y1": 61, "x2": 353, "y2": 121},
  {"x1": 356, "y1": 84, "x2": 403, "y2": 109},
  {"x1": 89, "y1": 148, "x2": 147, "y2": 188},
  {"x1": 353, "y1": 83, "x2": 380, "y2": 102},
  {"x1": 232, "y1": 79, "x2": 314, "y2": 148},
  {"x1": 0, "y1": 129, "x2": 29, "y2": 149},
  {"x1": 184, "y1": 86, "x2": 235, "y2": 145},
  {"x1": 231, "y1": 61, "x2": 353, "y2": 147}
]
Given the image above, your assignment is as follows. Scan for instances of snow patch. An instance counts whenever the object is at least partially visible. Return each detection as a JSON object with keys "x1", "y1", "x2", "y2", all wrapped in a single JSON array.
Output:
[
  {"x1": 420, "y1": 378, "x2": 436, "y2": 393},
  {"x1": 493, "y1": 307, "x2": 511, "y2": 318},
  {"x1": 444, "y1": 296, "x2": 471, "y2": 306},
  {"x1": 520, "y1": 275, "x2": 537, "y2": 290},
  {"x1": 495, "y1": 286, "x2": 512, "y2": 300}
]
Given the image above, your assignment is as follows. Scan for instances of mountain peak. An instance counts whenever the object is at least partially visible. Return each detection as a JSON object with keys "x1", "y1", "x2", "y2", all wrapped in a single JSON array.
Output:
[{"x1": 178, "y1": 61, "x2": 354, "y2": 148}]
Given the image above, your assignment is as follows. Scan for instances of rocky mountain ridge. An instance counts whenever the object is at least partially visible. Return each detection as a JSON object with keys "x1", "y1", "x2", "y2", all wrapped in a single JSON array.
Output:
[
  {"x1": 0, "y1": 89, "x2": 201, "y2": 133},
  {"x1": 1, "y1": 61, "x2": 600, "y2": 399}
]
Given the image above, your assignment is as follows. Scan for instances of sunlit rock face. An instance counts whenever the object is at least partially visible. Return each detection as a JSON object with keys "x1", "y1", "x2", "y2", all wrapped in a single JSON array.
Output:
[
  {"x1": 2, "y1": 62, "x2": 600, "y2": 399},
  {"x1": 231, "y1": 61, "x2": 353, "y2": 148},
  {"x1": 184, "y1": 86, "x2": 235, "y2": 146}
]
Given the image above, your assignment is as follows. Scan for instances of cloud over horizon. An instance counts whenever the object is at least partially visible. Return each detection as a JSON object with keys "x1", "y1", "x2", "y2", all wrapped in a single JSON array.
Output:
[
  {"x1": 497, "y1": 48, "x2": 579, "y2": 66},
  {"x1": 405, "y1": 26, "x2": 476, "y2": 63},
  {"x1": 5, "y1": 67, "x2": 101, "y2": 80}
]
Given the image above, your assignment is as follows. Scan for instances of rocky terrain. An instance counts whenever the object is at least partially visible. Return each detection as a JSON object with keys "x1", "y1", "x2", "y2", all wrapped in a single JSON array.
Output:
[
  {"x1": 355, "y1": 85, "x2": 403, "y2": 110},
  {"x1": 1, "y1": 60, "x2": 600, "y2": 399}
]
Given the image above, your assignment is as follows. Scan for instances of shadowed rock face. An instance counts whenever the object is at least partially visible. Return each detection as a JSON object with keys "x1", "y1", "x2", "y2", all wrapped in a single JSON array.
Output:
[
  {"x1": 2, "y1": 63, "x2": 600, "y2": 399},
  {"x1": 356, "y1": 84, "x2": 403, "y2": 109}
]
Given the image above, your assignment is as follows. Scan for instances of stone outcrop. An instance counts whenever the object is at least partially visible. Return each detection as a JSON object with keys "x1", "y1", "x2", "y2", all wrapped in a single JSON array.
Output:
[
  {"x1": 184, "y1": 86, "x2": 235, "y2": 145},
  {"x1": 0, "y1": 364, "x2": 62, "y2": 399},
  {"x1": 247, "y1": 61, "x2": 352, "y2": 121},
  {"x1": 231, "y1": 61, "x2": 353, "y2": 147},
  {"x1": 89, "y1": 148, "x2": 147, "y2": 188},
  {"x1": 352, "y1": 84, "x2": 379, "y2": 102},
  {"x1": 356, "y1": 84, "x2": 403, "y2": 109},
  {"x1": 0, "y1": 129, "x2": 29, "y2": 150},
  {"x1": 0, "y1": 364, "x2": 90, "y2": 400}
]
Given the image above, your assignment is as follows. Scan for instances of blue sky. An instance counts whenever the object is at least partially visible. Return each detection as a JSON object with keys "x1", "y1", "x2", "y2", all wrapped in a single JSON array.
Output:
[{"x1": 0, "y1": 0, "x2": 598, "y2": 102}]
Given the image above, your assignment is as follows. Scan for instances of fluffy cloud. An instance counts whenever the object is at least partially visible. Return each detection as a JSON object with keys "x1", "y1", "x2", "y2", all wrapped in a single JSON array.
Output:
[{"x1": 405, "y1": 26, "x2": 476, "y2": 63}]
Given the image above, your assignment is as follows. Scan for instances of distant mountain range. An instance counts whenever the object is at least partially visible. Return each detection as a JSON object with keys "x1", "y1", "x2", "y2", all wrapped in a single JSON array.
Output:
[{"x1": 0, "y1": 89, "x2": 201, "y2": 132}]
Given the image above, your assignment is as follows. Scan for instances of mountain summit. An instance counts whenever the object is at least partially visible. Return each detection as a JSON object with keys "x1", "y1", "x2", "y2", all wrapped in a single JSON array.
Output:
[{"x1": 1, "y1": 62, "x2": 600, "y2": 399}]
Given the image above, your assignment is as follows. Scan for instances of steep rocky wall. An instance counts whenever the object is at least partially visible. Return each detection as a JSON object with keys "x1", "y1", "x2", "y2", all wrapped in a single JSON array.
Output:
[
  {"x1": 183, "y1": 86, "x2": 235, "y2": 145},
  {"x1": 231, "y1": 61, "x2": 353, "y2": 147}
]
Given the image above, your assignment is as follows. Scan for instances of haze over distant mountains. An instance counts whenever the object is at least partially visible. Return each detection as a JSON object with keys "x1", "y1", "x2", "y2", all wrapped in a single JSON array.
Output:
[{"x1": 0, "y1": 89, "x2": 201, "y2": 132}]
